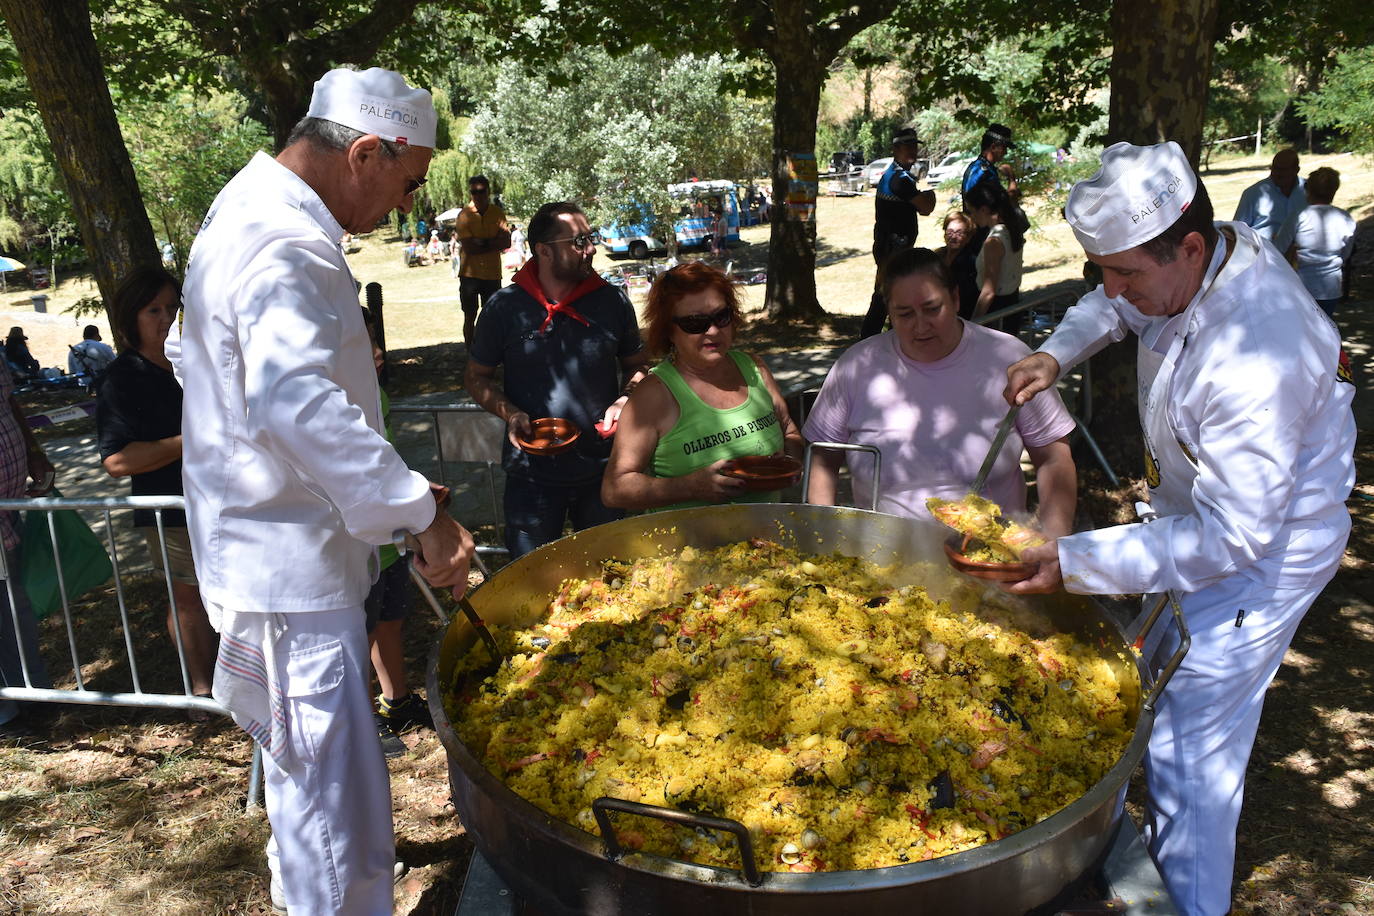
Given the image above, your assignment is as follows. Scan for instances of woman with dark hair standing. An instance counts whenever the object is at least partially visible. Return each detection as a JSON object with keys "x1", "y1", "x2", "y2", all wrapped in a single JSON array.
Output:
[
  {"x1": 97, "y1": 265, "x2": 216, "y2": 707},
  {"x1": 601, "y1": 261, "x2": 802, "y2": 511},
  {"x1": 965, "y1": 181, "x2": 1027, "y2": 337},
  {"x1": 804, "y1": 247, "x2": 1076, "y2": 534}
]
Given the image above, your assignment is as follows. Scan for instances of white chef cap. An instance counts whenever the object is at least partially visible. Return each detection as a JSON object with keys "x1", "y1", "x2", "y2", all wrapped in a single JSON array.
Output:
[
  {"x1": 305, "y1": 67, "x2": 436, "y2": 149},
  {"x1": 1066, "y1": 141, "x2": 1197, "y2": 256}
]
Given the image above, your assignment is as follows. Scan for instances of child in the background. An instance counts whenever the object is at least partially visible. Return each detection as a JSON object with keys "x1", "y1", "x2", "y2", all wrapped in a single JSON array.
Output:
[{"x1": 361, "y1": 308, "x2": 432, "y2": 757}]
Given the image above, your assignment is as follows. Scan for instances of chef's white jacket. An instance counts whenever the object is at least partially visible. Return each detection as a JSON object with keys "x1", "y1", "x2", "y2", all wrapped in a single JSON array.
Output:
[
  {"x1": 168, "y1": 152, "x2": 434, "y2": 613},
  {"x1": 1039, "y1": 221, "x2": 1354, "y2": 596}
]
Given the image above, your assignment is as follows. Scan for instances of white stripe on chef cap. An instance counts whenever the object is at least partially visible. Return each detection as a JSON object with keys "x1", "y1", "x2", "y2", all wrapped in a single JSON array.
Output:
[
  {"x1": 305, "y1": 67, "x2": 437, "y2": 149},
  {"x1": 1066, "y1": 141, "x2": 1197, "y2": 257}
]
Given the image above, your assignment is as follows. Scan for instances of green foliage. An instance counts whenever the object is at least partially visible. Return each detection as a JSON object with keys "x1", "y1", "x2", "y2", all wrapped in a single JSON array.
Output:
[
  {"x1": 0, "y1": 27, "x2": 31, "y2": 111},
  {"x1": 1297, "y1": 47, "x2": 1374, "y2": 156},
  {"x1": 816, "y1": 113, "x2": 904, "y2": 165},
  {"x1": 396, "y1": 6, "x2": 507, "y2": 117},
  {"x1": 891, "y1": 0, "x2": 1111, "y2": 140},
  {"x1": 0, "y1": 214, "x2": 22, "y2": 250},
  {"x1": 463, "y1": 47, "x2": 770, "y2": 241},
  {"x1": 0, "y1": 102, "x2": 73, "y2": 250},
  {"x1": 119, "y1": 91, "x2": 270, "y2": 269},
  {"x1": 423, "y1": 148, "x2": 481, "y2": 214},
  {"x1": 1204, "y1": 43, "x2": 1290, "y2": 156},
  {"x1": 65, "y1": 295, "x2": 106, "y2": 320},
  {"x1": 912, "y1": 109, "x2": 980, "y2": 162}
]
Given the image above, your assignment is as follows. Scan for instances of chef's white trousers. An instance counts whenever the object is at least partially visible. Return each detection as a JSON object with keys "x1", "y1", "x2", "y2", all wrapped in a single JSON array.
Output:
[
  {"x1": 220, "y1": 606, "x2": 395, "y2": 915},
  {"x1": 1139, "y1": 574, "x2": 1328, "y2": 916}
]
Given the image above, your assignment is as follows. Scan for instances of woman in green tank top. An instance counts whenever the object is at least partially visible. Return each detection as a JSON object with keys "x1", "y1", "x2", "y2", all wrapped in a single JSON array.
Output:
[{"x1": 601, "y1": 262, "x2": 802, "y2": 512}]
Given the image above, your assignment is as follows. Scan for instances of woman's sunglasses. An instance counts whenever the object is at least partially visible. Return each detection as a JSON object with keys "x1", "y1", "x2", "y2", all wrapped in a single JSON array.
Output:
[{"x1": 671, "y1": 306, "x2": 734, "y2": 335}]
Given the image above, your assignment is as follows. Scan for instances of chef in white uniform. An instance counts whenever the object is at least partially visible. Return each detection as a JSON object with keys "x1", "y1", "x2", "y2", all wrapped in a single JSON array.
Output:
[
  {"x1": 1003, "y1": 141, "x2": 1354, "y2": 916},
  {"x1": 170, "y1": 68, "x2": 474, "y2": 915}
]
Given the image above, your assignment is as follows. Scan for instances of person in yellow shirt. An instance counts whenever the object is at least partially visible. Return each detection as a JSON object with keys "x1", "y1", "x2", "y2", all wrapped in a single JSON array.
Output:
[{"x1": 456, "y1": 174, "x2": 512, "y2": 345}]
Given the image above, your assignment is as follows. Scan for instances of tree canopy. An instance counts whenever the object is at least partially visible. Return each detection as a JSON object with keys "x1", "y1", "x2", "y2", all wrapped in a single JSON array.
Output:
[
  {"x1": 463, "y1": 47, "x2": 769, "y2": 239},
  {"x1": 91, "y1": 0, "x2": 438, "y2": 148},
  {"x1": 120, "y1": 92, "x2": 270, "y2": 272}
]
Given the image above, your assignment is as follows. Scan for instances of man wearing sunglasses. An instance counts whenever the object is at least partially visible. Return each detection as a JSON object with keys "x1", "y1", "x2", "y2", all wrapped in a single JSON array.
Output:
[
  {"x1": 455, "y1": 175, "x2": 511, "y2": 346},
  {"x1": 466, "y1": 201, "x2": 649, "y2": 560},
  {"x1": 170, "y1": 67, "x2": 475, "y2": 914}
]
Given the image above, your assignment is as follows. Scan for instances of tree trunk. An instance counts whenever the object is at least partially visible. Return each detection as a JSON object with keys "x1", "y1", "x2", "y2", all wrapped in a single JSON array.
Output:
[
  {"x1": 1086, "y1": 0, "x2": 1220, "y2": 475},
  {"x1": 1107, "y1": 0, "x2": 1219, "y2": 166},
  {"x1": 763, "y1": 53, "x2": 824, "y2": 324},
  {"x1": 254, "y1": 55, "x2": 319, "y2": 153},
  {"x1": 763, "y1": 6, "x2": 827, "y2": 321},
  {"x1": 0, "y1": 0, "x2": 159, "y2": 312}
]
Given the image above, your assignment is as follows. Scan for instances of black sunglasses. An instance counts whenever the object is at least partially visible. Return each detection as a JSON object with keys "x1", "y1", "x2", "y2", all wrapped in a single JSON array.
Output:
[
  {"x1": 671, "y1": 306, "x2": 734, "y2": 335},
  {"x1": 404, "y1": 175, "x2": 428, "y2": 196},
  {"x1": 545, "y1": 232, "x2": 601, "y2": 250}
]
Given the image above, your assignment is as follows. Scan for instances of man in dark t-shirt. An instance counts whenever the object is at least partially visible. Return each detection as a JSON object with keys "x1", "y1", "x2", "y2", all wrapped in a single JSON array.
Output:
[
  {"x1": 862, "y1": 127, "x2": 936, "y2": 339},
  {"x1": 465, "y1": 201, "x2": 649, "y2": 560}
]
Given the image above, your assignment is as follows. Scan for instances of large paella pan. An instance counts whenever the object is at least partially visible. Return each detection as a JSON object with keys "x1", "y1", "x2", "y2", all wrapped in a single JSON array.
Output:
[{"x1": 427, "y1": 504, "x2": 1176, "y2": 915}]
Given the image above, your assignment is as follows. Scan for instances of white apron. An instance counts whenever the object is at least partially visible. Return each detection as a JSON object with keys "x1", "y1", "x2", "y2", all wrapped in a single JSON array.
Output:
[
  {"x1": 1137, "y1": 229, "x2": 1232, "y2": 519},
  {"x1": 1138, "y1": 323, "x2": 1197, "y2": 519}
]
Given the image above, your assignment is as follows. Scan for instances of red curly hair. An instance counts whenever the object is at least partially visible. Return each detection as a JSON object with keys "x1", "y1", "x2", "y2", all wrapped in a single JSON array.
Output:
[{"x1": 643, "y1": 261, "x2": 742, "y2": 357}]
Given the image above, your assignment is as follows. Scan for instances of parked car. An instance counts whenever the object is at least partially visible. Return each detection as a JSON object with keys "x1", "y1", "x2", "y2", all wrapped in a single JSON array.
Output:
[
  {"x1": 831, "y1": 151, "x2": 865, "y2": 173},
  {"x1": 863, "y1": 156, "x2": 932, "y2": 190},
  {"x1": 862, "y1": 157, "x2": 893, "y2": 189},
  {"x1": 926, "y1": 151, "x2": 978, "y2": 188}
]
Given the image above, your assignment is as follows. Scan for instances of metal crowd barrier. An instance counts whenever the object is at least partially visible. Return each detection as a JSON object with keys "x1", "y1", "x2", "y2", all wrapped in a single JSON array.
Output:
[
  {"x1": 389, "y1": 402, "x2": 509, "y2": 562},
  {"x1": 0, "y1": 495, "x2": 264, "y2": 805},
  {"x1": 0, "y1": 495, "x2": 221, "y2": 715}
]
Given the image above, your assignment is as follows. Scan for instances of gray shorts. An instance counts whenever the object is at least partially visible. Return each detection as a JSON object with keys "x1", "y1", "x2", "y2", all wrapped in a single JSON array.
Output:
[{"x1": 139, "y1": 526, "x2": 198, "y2": 586}]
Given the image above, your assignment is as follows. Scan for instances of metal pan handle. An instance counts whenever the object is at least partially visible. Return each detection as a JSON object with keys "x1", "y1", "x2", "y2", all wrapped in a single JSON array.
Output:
[
  {"x1": 393, "y1": 526, "x2": 503, "y2": 665},
  {"x1": 1132, "y1": 591, "x2": 1192, "y2": 713},
  {"x1": 591, "y1": 796, "x2": 763, "y2": 887},
  {"x1": 1131, "y1": 503, "x2": 1191, "y2": 714},
  {"x1": 802, "y1": 442, "x2": 882, "y2": 511}
]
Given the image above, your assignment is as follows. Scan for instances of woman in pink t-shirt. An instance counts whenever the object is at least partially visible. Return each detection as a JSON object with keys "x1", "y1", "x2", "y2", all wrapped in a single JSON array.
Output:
[{"x1": 804, "y1": 248, "x2": 1077, "y2": 537}]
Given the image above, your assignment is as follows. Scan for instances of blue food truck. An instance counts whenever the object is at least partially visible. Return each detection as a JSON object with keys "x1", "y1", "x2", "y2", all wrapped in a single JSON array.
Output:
[{"x1": 602, "y1": 180, "x2": 741, "y2": 259}]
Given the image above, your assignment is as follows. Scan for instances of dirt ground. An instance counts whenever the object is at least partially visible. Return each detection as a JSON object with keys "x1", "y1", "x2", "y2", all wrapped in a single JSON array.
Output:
[{"x1": 1, "y1": 151, "x2": 1372, "y2": 914}]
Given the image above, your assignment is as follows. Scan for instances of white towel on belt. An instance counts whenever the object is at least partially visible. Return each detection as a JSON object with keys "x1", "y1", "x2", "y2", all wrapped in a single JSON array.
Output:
[{"x1": 205, "y1": 602, "x2": 290, "y2": 767}]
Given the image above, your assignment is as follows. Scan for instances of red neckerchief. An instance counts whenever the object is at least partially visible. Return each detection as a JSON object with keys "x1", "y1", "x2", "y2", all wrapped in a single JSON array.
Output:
[{"x1": 514, "y1": 260, "x2": 605, "y2": 333}]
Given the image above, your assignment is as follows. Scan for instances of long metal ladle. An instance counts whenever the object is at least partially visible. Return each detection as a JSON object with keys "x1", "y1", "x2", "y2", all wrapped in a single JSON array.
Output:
[
  {"x1": 394, "y1": 528, "x2": 504, "y2": 666},
  {"x1": 969, "y1": 402, "x2": 1022, "y2": 496}
]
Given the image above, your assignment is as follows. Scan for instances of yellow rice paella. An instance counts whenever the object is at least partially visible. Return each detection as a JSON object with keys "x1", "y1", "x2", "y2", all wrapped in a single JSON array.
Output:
[{"x1": 444, "y1": 538, "x2": 1131, "y2": 873}]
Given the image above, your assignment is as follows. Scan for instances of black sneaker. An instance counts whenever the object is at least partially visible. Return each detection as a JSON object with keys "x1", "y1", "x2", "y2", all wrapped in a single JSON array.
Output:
[
  {"x1": 376, "y1": 692, "x2": 433, "y2": 734},
  {"x1": 376, "y1": 712, "x2": 406, "y2": 758}
]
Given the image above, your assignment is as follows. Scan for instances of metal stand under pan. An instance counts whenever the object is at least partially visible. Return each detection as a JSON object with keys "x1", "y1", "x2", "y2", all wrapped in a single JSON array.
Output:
[{"x1": 454, "y1": 817, "x2": 1178, "y2": 916}]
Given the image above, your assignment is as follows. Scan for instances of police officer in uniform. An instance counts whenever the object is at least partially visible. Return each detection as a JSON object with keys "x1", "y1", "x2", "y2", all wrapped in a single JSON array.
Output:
[{"x1": 860, "y1": 127, "x2": 936, "y2": 339}]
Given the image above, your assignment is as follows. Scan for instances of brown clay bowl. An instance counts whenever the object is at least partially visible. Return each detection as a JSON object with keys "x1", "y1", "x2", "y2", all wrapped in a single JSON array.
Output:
[
  {"x1": 722, "y1": 454, "x2": 803, "y2": 491},
  {"x1": 943, "y1": 534, "x2": 1036, "y2": 582},
  {"x1": 516, "y1": 417, "x2": 581, "y2": 456}
]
